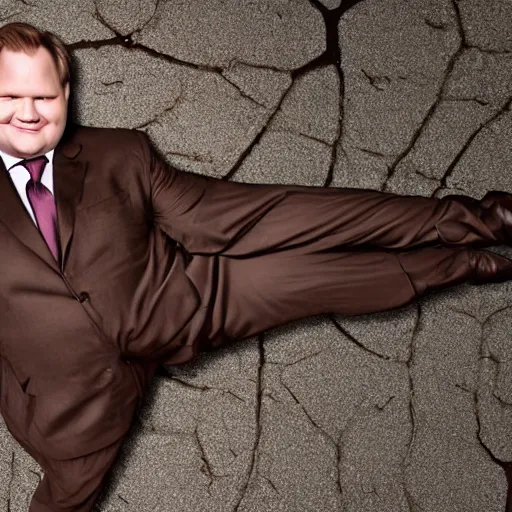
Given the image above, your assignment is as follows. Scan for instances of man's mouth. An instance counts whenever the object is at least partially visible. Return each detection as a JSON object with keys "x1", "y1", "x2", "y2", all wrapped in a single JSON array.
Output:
[{"x1": 14, "y1": 126, "x2": 41, "y2": 133}]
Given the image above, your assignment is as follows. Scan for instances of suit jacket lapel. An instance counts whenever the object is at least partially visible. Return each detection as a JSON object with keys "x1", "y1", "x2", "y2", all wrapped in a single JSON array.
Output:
[
  {"x1": 53, "y1": 132, "x2": 86, "y2": 271},
  {"x1": 0, "y1": 157, "x2": 61, "y2": 271},
  {"x1": 0, "y1": 129, "x2": 86, "y2": 272}
]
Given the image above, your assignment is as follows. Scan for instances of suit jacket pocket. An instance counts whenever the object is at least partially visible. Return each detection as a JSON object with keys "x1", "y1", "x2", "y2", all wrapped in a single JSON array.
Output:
[
  {"x1": 0, "y1": 357, "x2": 36, "y2": 433},
  {"x1": 30, "y1": 363, "x2": 139, "y2": 460}
]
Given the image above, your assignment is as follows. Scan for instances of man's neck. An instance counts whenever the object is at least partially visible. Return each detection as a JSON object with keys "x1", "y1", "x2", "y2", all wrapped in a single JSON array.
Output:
[{"x1": 0, "y1": 148, "x2": 55, "y2": 171}]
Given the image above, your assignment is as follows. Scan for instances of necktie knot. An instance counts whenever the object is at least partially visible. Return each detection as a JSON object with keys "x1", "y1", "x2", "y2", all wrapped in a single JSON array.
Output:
[{"x1": 22, "y1": 156, "x2": 48, "y2": 183}]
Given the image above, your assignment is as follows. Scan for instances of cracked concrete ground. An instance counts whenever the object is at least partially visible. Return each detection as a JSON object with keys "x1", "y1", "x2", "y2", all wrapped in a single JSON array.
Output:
[{"x1": 1, "y1": 0, "x2": 512, "y2": 510}]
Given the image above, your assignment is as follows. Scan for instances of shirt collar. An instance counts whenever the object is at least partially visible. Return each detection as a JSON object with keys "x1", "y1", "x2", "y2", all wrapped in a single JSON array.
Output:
[{"x1": 0, "y1": 148, "x2": 55, "y2": 172}]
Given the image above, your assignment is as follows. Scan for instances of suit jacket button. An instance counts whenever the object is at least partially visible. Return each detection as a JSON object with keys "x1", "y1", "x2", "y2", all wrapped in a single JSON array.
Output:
[{"x1": 78, "y1": 292, "x2": 90, "y2": 303}]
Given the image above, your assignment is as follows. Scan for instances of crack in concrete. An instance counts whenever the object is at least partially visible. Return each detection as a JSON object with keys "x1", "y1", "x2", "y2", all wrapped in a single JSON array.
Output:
[
  {"x1": 474, "y1": 366, "x2": 512, "y2": 511},
  {"x1": 68, "y1": 22, "x2": 222, "y2": 75},
  {"x1": 448, "y1": 306, "x2": 480, "y2": 322},
  {"x1": 280, "y1": 377, "x2": 344, "y2": 505},
  {"x1": 325, "y1": 58, "x2": 342, "y2": 185},
  {"x1": 118, "y1": 40, "x2": 223, "y2": 74},
  {"x1": 226, "y1": 59, "x2": 290, "y2": 75},
  {"x1": 278, "y1": 354, "x2": 400, "y2": 509},
  {"x1": 261, "y1": 474, "x2": 279, "y2": 494},
  {"x1": 219, "y1": 74, "x2": 268, "y2": 109},
  {"x1": 117, "y1": 494, "x2": 129, "y2": 504},
  {"x1": 334, "y1": 436, "x2": 344, "y2": 506},
  {"x1": 443, "y1": 96, "x2": 490, "y2": 106},
  {"x1": 271, "y1": 127, "x2": 333, "y2": 148},
  {"x1": 375, "y1": 395, "x2": 395, "y2": 411},
  {"x1": 455, "y1": 382, "x2": 474, "y2": 394},
  {"x1": 361, "y1": 69, "x2": 392, "y2": 91},
  {"x1": 362, "y1": 484, "x2": 380, "y2": 497},
  {"x1": 0, "y1": 11, "x2": 23, "y2": 23},
  {"x1": 217, "y1": 417, "x2": 246, "y2": 466},
  {"x1": 232, "y1": 334, "x2": 264, "y2": 511},
  {"x1": 404, "y1": 485, "x2": 425, "y2": 512},
  {"x1": 194, "y1": 427, "x2": 215, "y2": 494},
  {"x1": 6, "y1": 451, "x2": 14, "y2": 512},
  {"x1": 307, "y1": 0, "x2": 361, "y2": 187},
  {"x1": 466, "y1": 44, "x2": 512, "y2": 56},
  {"x1": 425, "y1": 18, "x2": 448, "y2": 31},
  {"x1": 226, "y1": 0, "x2": 365, "y2": 183},
  {"x1": 480, "y1": 353, "x2": 501, "y2": 364},
  {"x1": 132, "y1": 0, "x2": 163, "y2": 35},
  {"x1": 414, "y1": 169, "x2": 440, "y2": 184},
  {"x1": 93, "y1": 80, "x2": 125, "y2": 97},
  {"x1": 281, "y1": 349, "x2": 324, "y2": 368},
  {"x1": 262, "y1": 390, "x2": 281, "y2": 405},
  {"x1": 400, "y1": 304, "x2": 422, "y2": 511},
  {"x1": 405, "y1": 304, "x2": 421, "y2": 462},
  {"x1": 167, "y1": 376, "x2": 246, "y2": 403},
  {"x1": 355, "y1": 146, "x2": 391, "y2": 158},
  {"x1": 92, "y1": 0, "x2": 133, "y2": 40},
  {"x1": 222, "y1": 81, "x2": 294, "y2": 180},
  {"x1": 382, "y1": 0, "x2": 467, "y2": 192},
  {"x1": 134, "y1": 85, "x2": 185, "y2": 130},
  {"x1": 100, "y1": 80, "x2": 124, "y2": 87},
  {"x1": 338, "y1": 395, "x2": 400, "y2": 512},
  {"x1": 431, "y1": 95, "x2": 512, "y2": 197},
  {"x1": 484, "y1": 304, "x2": 512, "y2": 323},
  {"x1": 67, "y1": 36, "x2": 122, "y2": 51},
  {"x1": 492, "y1": 389, "x2": 512, "y2": 408},
  {"x1": 330, "y1": 314, "x2": 395, "y2": 361},
  {"x1": 468, "y1": 310, "x2": 512, "y2": 510},
  {"x1": 482, "y1": 305, "x2": 512, "y2": 410},
  {"x1": 64, "y1": 0, "x2": 365, "y2": 187}
]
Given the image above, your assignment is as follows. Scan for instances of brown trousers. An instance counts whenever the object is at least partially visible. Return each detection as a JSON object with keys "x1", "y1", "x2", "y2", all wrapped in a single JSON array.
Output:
[
  {"x1": 189, "y1": 187, "x2": 506, "y2": 350},
  {"x1": 29, "y1": 186, "x2": 510, "y2": 511}
]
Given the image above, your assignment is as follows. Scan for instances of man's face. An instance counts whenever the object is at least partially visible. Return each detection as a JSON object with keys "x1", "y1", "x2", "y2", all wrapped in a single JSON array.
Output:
[{"x1": 0, "y1": 46, "x2": 70, "y2": 159}]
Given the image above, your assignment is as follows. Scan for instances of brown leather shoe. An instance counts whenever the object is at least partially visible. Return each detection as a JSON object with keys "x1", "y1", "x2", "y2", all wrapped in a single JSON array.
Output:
[
  {"x1": 480, "y1": 191, "x2": 512, "y2": 242},
  {"x1": 481, "y1": 191, "x2": 512, "y2": 209},
  {"x1": 468, "y1": 249, "x2": 512, "y2": 284}
]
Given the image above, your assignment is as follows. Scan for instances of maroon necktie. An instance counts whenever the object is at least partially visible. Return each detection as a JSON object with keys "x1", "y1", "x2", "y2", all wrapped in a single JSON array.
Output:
[{"x1": 23, "y1": 156, "x2": 60, "y2": 261}]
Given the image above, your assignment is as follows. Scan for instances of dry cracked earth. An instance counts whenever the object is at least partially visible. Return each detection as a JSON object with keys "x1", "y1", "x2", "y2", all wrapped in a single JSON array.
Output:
[{"x1": 1, "y1": 0, "x2": 512, "y2": 510}]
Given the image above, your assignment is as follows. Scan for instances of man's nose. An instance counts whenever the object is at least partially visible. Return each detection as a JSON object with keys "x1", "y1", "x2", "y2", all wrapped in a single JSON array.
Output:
[{"x1": 17, "y1": 98, "x2": 39, "y2": 122}]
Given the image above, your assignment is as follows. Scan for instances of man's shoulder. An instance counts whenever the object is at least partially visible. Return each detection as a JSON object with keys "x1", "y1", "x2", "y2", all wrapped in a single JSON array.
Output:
[
  {"x1": 65, "y1": 124, "x2": 140, "y2": 146},
  {"x1": 57, "y1": 124, "x2": 151, "y2": 164}
]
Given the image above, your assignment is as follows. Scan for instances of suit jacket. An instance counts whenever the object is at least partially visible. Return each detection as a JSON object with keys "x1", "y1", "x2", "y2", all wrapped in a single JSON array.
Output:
[{"x1": 0, "y1": 123, "x2": 318, "y2": 464}]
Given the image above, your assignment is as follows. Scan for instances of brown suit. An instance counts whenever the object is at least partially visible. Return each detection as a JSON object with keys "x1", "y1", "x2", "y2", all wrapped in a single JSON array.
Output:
[{"x1": 0, "y1": 124, "x2": 509, "y2": 510}]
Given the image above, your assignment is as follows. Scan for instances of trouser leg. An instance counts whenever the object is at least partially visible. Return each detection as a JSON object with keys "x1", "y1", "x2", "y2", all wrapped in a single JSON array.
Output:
[
  {"x1": 213, "y1": 187, "x2": 506, "y2": 257},
  {"x1": 199, "y1": 245, "x2": 512, "y2": 348},
  {"x1": 181, "y1": 185, "x2": 512, "y2": 352}
]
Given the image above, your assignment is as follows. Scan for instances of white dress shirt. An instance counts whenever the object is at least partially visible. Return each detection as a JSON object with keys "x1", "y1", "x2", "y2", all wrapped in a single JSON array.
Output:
[{"x1": 0, "y1": 148, "x2": 55, "y2": 225}]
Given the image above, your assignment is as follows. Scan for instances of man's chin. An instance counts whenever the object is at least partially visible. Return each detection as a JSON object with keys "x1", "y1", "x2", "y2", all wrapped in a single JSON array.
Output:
[{"x1": 5, "y1": 145, "x2": 47, "y2": 159}]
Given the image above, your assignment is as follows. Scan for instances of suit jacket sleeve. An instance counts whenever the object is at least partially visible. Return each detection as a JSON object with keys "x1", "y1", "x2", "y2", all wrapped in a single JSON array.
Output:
[
  {"x1": 29, "y1": 436, "x2": 124, "y2": 512},
  {"x1": 132, "y1": 129, "x2": 326, "y2": 256}
]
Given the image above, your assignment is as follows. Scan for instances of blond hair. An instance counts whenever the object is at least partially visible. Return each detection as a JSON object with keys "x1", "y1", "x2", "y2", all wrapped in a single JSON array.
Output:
[{"x1": 0, "y1": 22, "x2": 71, "y2": 86}]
